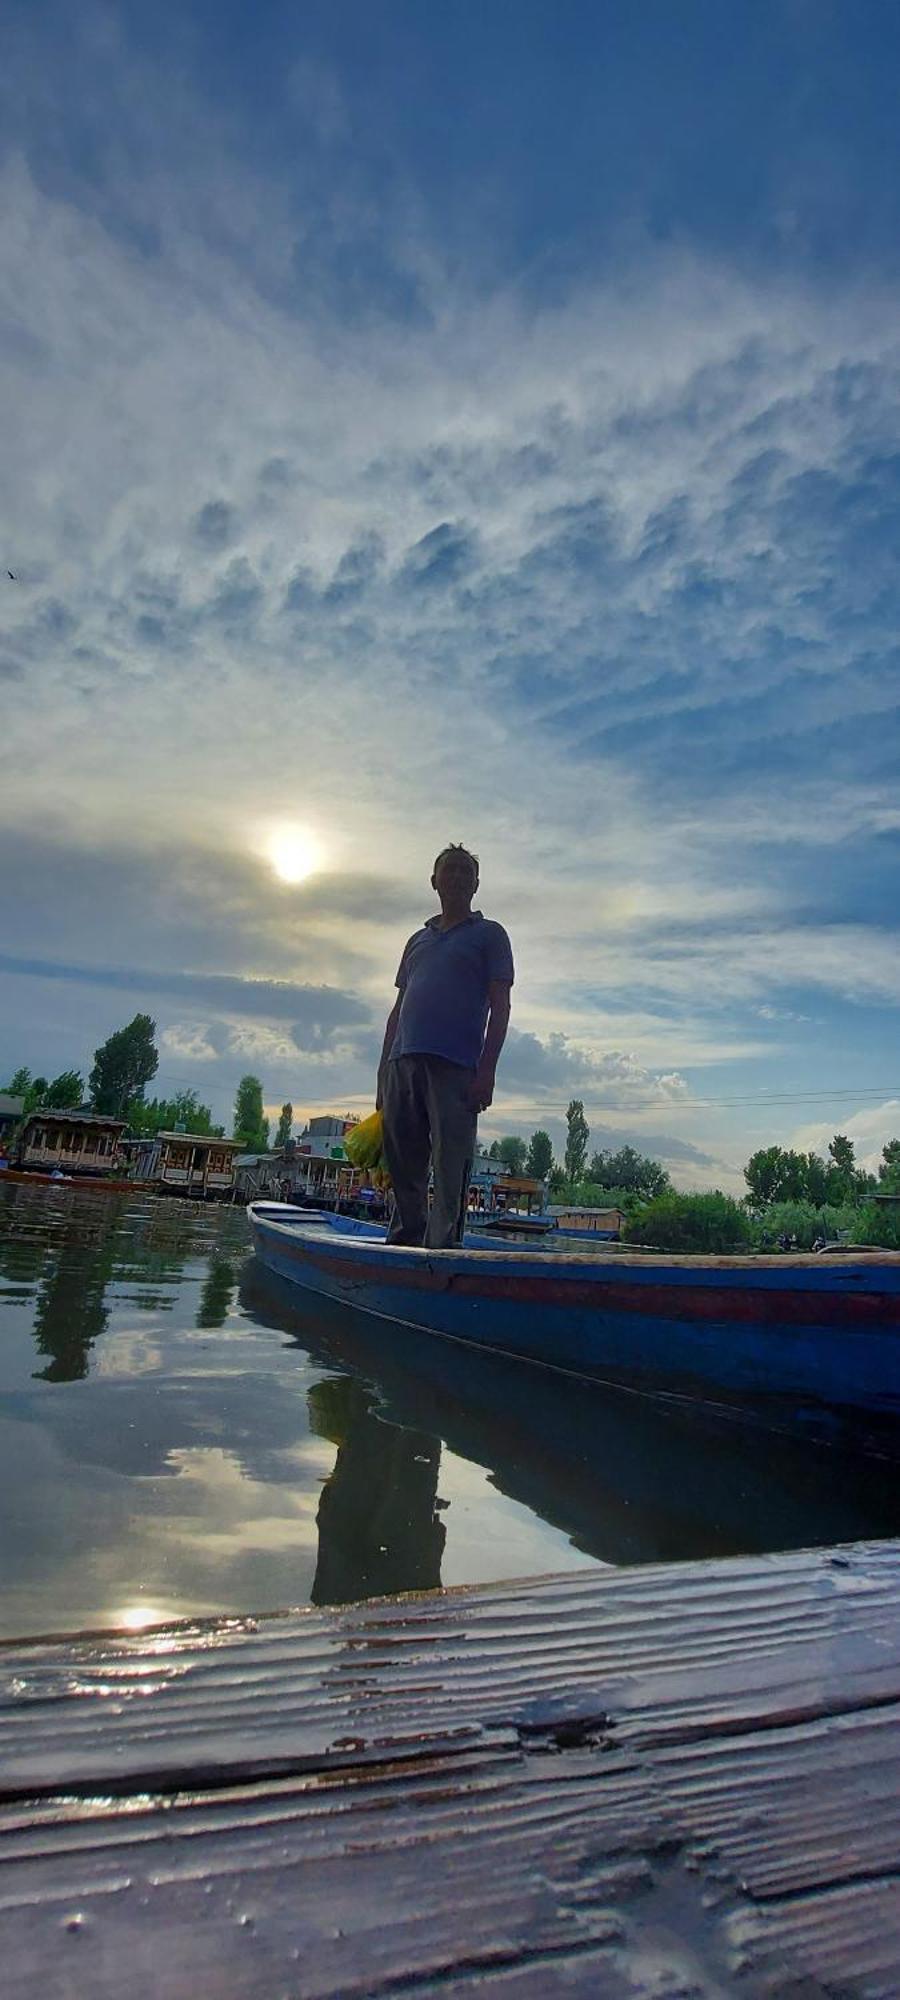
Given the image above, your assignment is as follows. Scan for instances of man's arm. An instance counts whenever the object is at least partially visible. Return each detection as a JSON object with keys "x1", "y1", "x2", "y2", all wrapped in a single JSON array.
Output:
[
  {"x1": 469, "y1": 980, "x2": 511, "y2": 1112},
  {"x1": 376, "y1": 995, "x2": 403, "y2": 1110}
]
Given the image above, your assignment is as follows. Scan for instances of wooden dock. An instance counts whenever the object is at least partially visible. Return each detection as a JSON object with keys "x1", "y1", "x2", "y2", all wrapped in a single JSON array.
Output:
[{"x1": 1, "y1": 1538, "x2": 899, "y2": 1996}]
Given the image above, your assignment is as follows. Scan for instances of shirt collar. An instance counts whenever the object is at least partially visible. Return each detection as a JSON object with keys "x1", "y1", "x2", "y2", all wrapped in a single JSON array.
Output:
[{"x1": 424, "y1": 910, "x2": 483, "y2": 932}]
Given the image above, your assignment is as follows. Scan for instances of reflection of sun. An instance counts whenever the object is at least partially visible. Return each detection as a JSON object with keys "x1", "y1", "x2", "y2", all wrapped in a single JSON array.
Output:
[{"x1": 268, "y1": 826, "x2": 321, "y2": 884}]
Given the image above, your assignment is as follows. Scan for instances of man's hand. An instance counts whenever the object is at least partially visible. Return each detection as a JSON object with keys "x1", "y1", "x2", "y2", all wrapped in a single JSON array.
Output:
[{"x1": 467, "y1": 1063, "x2": 495, "y2": 1113}]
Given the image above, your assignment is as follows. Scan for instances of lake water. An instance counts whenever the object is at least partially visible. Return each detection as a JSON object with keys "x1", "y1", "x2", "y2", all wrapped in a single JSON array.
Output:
[{"x1": 1, "y1": 1181, "x2": 898, "y2": 1641}]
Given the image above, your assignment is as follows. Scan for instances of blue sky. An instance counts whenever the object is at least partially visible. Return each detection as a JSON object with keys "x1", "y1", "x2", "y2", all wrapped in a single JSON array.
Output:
[{"x1": 4, "y1": 0, "x2": 900, "y2": 1186}]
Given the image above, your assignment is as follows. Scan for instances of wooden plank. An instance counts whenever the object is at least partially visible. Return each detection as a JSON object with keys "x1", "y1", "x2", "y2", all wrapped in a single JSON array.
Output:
[
  {"x1": 0, "y1": 1540, "x2": 898, "y2": 1995},
  {"x1": 2, "y1": 1542, "x2": 899, "y2": 1793}
]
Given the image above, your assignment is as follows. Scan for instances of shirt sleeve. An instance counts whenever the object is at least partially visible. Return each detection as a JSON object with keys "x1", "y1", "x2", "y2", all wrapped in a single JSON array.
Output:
[
  {"x1": 485, "y1": 923, "x2": 515, "y2": 987},
  {"x1": 395, "y1": 937, "x2": 414, "y2": 991}
]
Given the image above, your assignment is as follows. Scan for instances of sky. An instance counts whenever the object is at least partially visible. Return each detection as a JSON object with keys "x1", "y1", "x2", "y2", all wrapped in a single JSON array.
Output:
[{"x1": 4, "y1": 0, "x2": 900, "y2": 1190}]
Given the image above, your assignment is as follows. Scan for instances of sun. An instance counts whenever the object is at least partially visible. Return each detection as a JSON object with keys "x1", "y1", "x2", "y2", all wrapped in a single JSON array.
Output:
[{"x1": 268, "y1": 825, "x2": 321, "y2": 884}]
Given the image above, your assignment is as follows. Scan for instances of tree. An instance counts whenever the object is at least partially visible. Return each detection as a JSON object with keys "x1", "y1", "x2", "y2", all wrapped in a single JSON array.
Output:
[
  {"x1": 879, "y1": 1139, "x2": 900, "y2": 1191},
  {"x1": 564, "y1": 1100, "x2": 589, "y2": 1186},
  {"x1": 488, "y1": 1140, "x2": 502, "y2": 1161},
  {"x1": 625, "y1": 1192, "x2": 752, "y2": 1254},
  {"x1": 826, "y1": 1132, "x2": 867, "y2": 1205},
  {"x1": 126, "y1": 1090, "x2": 223, "y2": 1139},
  {"x1": 275, "y1": 1102, "x2": 294, "y2": 1150},
  {"x1": 588, "y1": 1145, "x2": 670, "y2": 1198},
  {"x1": 44, "y1": 1070, "x2": 84, "y2": 1109},
  {"x1": 0, "y1": 1072, "x2": 48, "y2": 1120},
  {"x1": 525, "y1": 1130, "x2": 554, "y2": 1180},
  {"x1": 233, "y1": 1075, "x2": 269, "y2": 1151},
  {"x1": 89, "y1": 1015, "x2": 158, "y2": 1117},
  {"x1": 496, "y1": 1135, "x2": 527, "y2": 1175}
]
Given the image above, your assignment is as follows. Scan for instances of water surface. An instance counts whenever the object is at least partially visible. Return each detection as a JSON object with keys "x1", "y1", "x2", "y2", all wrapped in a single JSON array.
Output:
[{"x1": 1, "y1": 1183, "x2": 897, "y2": 1639}]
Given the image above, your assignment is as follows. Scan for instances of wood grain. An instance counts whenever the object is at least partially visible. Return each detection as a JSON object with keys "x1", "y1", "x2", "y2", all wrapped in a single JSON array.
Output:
[{"x1": 1, "y1": 1539, "x2": 898, "y2": 1995}]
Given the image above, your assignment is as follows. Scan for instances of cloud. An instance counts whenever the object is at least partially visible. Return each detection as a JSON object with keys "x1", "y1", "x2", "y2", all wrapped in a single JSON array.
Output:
[
  {"x1": 3, "y1": 15, "x2": 900, "y2": 1173},
  {"x1": 0, "y1": 950, "x2": 371, "y2": 1036},
  {"x1": 791, "y1": 1099, "x2": 900, "y2": 1178},
  {"x1": 191, "y1": 499, "x2": 237, "y2": 550},
  {"x1": 499, "y1": 1027, "x2": 688, "y2": 1106}
]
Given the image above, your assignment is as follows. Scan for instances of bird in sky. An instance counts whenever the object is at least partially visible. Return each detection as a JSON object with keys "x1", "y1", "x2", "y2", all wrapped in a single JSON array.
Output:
[{"x1": 7, "y1": 571, "x2": 16, "y2": 581}]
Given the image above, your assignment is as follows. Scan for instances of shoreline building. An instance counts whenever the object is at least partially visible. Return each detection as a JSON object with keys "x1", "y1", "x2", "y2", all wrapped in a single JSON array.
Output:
[{"x1": 17, "y1": 1108, "x2": 125, "y2": 1177}]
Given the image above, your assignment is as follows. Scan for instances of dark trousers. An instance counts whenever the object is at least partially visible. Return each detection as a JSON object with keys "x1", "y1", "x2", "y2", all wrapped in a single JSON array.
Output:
[{"x1": 382, "y1": 1055, "x2": 477, "y2": 1249}]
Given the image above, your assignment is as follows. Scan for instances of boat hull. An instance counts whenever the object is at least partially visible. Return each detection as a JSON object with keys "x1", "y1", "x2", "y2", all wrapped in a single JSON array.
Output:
[{"x1": 248, "y1": 1205, "x2": 900, "y2": 1447}]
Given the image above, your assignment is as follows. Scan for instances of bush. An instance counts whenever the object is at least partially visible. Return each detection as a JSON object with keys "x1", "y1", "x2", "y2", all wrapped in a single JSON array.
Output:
[
  {"x1": 750, "y1": 1200, "x2": 859, "y2": 1250},
  {"x1": 623, "y1": 1191, "x2": 753, "y2": 1254},
  {"x1": 854, "y1": 1202, "x2": 900, "y2": 1249}
]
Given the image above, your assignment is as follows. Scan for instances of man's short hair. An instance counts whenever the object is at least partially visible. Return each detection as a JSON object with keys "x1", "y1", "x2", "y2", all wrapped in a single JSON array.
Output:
[{"x1": 433, "y1": 843, "x2": 479, "y2": 880}]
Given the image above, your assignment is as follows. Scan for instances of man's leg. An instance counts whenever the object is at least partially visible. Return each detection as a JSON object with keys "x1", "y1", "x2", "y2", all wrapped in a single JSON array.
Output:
[
  {"x1": 382, "y1": 1057, "x2": 430, "y2": 1246},
  {"x1": 424, "y1": 1058, "x2": 477, "y2": 1250}
]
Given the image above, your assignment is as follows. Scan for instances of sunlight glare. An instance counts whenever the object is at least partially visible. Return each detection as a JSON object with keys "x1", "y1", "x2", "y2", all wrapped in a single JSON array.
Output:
[
  {"x1": 268, "y1": 826, "x2": 321, "y2": 884},
  {"x1": 117, "y1": 1603, "x2": 167, "y2": 1632}
]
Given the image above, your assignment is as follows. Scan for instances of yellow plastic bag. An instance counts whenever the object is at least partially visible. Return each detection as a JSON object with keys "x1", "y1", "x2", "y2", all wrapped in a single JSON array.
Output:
[{"x1": 344, "y1": 1109, "x2": 384, "y2": 1171}]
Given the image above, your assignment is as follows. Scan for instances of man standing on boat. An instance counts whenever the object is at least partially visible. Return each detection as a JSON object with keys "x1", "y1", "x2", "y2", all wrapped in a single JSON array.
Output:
[{"x1": 377, "y1": 844, "x2": 513, "y2": 1249}]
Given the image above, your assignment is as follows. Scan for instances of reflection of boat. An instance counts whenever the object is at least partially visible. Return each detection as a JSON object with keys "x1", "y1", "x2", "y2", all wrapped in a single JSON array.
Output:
[
  {"x1": 240, "y1": 1264, "x2": 900, "y2": 1566},
  {"x1": 248, "y1": 1204, "x2": 900, "y2": 1455}
]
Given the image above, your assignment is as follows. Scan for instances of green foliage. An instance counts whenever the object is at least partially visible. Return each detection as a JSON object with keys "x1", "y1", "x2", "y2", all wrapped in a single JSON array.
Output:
[
  {"x1": 855, "y1": 1202, "x2": 900, "y2": 1249},
  {"x1": 126, "y1": 1090, "x2": 223, "y2": 1139},
  {"x1": 89, "y1": 1014, "x2": 159, "y2": 1117},
  {"x1": 233, "y1": 1075, "x2": 269, "y2": 1151},
  {"x1": 744, "y1": 1138, "x2": 872, "y2": 1210},
  {"x1": 548, "y1": 1164, "x2": 567, "y2": 1195},
  {"x1": 878, "y1": 1139, "x2": 900, "y2": 1193},
  {"x1": 496, "y1": 1135, "x2": 527, "y2": 1175},
  {"x1": 43, "y1": 1070, "x2": 84, "y2": 1109},
  {"x1": 565, "y1": 1183, "x2": 646, "y2": 1213},
  {"x1": 624, "y1": 1191, "x2": 753, "y2": 1254},
  {"x1": 749, "y1": 1200, "x2": 859, "y2": 1250},
  {"x1": 2, "y1": 1067, "x2": 84, "y2": 1113},
  {"x1": 564, "y1": 1099, "x2": 589, "y2": 1185},
  {"x1": 588, "y1": 1145, "x2": 670, "y2": 1198},
  {"x1": 275, "y1": 1101, "x2": 294, "y2": 1150},
  {"x1": 525, "y1": 1129, "x2": 554, "y2": 1180}
]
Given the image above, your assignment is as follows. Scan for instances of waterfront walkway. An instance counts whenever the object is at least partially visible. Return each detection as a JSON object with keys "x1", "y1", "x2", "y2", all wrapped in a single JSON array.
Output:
[{"x1": 1, "y1": 1538, "x2": 899, "y2": 1995}]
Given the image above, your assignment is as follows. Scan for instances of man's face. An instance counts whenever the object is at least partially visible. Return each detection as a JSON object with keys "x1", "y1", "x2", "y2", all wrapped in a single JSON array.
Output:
[{"x1": 433, "y1": 852, "x2": 478, "y2": 903}]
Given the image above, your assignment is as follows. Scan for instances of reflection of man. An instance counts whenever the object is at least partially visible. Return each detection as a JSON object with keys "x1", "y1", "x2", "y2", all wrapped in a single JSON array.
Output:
[
  {"x1": 377, "y1": 845, "x2": 513, "y2": 1248},
  {"x1": 309, "y1": 1378, "x2": 446, "y2": 1605}
]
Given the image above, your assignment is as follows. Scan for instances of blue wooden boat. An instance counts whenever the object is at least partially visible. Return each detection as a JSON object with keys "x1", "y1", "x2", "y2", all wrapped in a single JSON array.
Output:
[{"x1": 248, "y1": 1204, "x2": 900, "y2": 1452}]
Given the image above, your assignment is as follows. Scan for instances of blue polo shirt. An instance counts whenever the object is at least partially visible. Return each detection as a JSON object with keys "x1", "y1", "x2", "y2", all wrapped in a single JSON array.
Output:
[{"x1": 391, "y1": 912, "x2": 514, "y2": 1071}]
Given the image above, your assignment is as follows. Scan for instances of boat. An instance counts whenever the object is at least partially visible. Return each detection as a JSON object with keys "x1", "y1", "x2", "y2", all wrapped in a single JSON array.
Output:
[
  {"x1": 248, "y1": 1203, "x2": 900, "y2": 1454},
  {"x1": 0, "y1": 1168, "x2": 139, "y2": 1194},
  {"x1": 240, "y1": 1263, "x2": 900, "y2": 1562}
]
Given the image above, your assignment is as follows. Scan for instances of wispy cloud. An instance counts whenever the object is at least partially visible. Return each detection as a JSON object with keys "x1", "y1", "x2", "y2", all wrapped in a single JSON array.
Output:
[{"x1": 3, "y1": 8, "x2": 900, "y2": 1179}]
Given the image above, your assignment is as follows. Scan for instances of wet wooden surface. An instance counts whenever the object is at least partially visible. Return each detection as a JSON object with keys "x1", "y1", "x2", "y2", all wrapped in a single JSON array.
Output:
[{"x1": 1, "y1": 1539, "x2": 898, "y2": 1996}]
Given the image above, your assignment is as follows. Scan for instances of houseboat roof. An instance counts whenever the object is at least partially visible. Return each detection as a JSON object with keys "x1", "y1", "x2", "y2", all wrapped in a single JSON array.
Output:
[
  {"x1": 22, "y1": 1107, "x2": 126, "y2": 1130},
  {"x1": 156, "y1": 1131, "x2": 240, "y2": 1147}
]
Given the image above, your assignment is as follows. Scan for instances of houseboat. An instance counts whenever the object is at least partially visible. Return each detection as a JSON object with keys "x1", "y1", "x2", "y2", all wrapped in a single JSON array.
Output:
[
  {"x1": 125, "y1": 1130, "x2": 241, "y2": 1200},
  {"x1": 16, "y1": 1108, "x2": 126, "y2": 1179}
]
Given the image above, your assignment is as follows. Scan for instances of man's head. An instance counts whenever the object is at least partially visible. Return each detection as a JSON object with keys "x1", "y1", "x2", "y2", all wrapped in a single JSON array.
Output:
[{"x1": 432, "y1": 843, "x2": 479, "y2": 906}]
